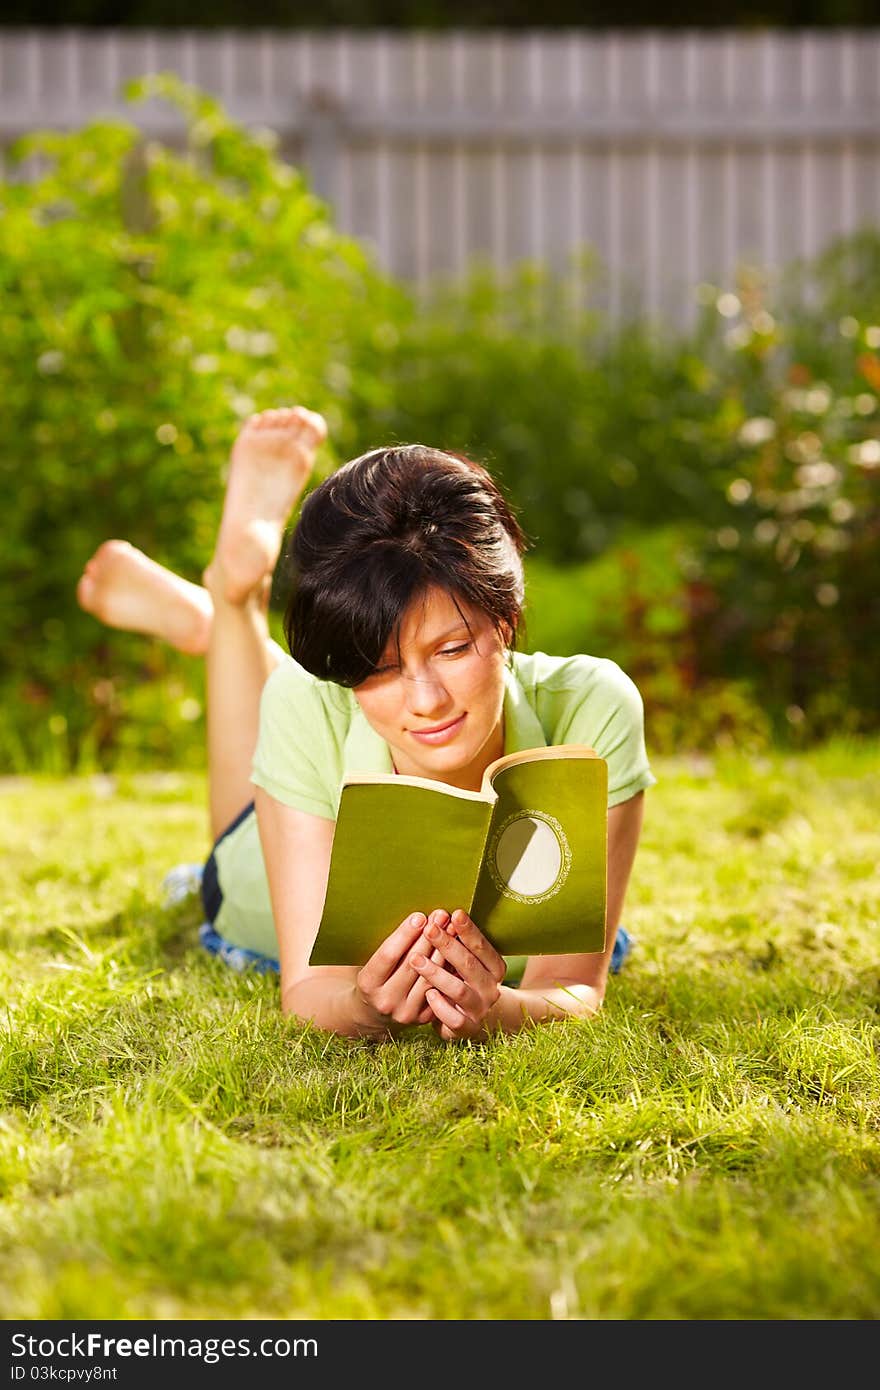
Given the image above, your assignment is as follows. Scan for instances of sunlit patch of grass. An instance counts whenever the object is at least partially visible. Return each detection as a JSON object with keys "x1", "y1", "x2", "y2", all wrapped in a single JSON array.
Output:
[{"x1": 1, "y1": 744, "x2": 878, "y2": 1318}]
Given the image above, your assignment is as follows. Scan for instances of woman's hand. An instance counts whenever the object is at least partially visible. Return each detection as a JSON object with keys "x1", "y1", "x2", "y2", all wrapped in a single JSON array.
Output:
[
  {"x1": 355, "y1": 910, "x2": 451, "y2": 1028},
  {"x1": 410, "y1": 908, "x2": 506, "y2": 1041}
]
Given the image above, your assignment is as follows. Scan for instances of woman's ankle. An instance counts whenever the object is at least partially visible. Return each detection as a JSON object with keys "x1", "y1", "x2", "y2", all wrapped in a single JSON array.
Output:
[{"x1": 202, "y1": 558, "x2": 264, "y2": 609}]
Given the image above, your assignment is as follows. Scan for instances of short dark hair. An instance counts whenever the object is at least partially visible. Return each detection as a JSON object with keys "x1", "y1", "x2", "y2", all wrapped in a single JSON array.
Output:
[{"x1": 283, "y1": 444, "x2": 530, "y2": 687}]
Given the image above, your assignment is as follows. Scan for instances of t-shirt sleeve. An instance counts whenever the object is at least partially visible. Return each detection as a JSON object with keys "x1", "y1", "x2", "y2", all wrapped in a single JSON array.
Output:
[
  {"x1": 249, "y1": 659, "x2": 339, "y2": 820},
  {"x1": 552, "y1": 658, "x2": 657, "y2": 808}
]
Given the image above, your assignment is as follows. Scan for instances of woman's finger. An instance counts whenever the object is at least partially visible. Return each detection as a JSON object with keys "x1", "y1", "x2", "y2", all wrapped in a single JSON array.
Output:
[
  {"x1": 423, "y1": 921, "x2": 494, "y2": 984},
  {"x1": 410, "y1": 953, "x2": 479, "y2": 1020},
  {"x1": 425, "y1": 988, "x2": 468, "y2": 1032},
  {"x1": 395, "y1": 934, "x2": 446, "y2": 1022},
  {"x1": 395, "y1": 909, "x2": 449, "y2": 994},
  {"x1": 403, "y1": 940, "x2": 446, "y2": 1018},
  {"x1": 369, "y1": 911, "x2": 450, "y2": 1023},
  {"x1": 358, "y1": 913, "x2": 427, "y2": 991},
  {"x1": 447, "y1": 909, "x2": 507, "y2": 982}
]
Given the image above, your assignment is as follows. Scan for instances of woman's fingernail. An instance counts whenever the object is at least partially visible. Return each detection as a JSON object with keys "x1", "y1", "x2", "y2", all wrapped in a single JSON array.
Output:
[
  {"x1": 426, "y1": 924, "x2": 439, "y2": 940},
  {"x1": 411, "y1": 953, "x2": 426, "y2": 968},
  {"x1": 410, "y1": 914, "x2": 425, "y2": 928}
]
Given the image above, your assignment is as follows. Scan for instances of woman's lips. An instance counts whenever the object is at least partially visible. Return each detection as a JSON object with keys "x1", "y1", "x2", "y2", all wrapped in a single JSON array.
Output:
[{"x1": 409, "y1": 713, "x2": 467, "y2": 745}]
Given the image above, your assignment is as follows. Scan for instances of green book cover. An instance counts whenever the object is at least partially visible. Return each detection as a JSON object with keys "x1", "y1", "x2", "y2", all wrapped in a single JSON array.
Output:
[{"x1": 310, "y1": 744, "x2": 607, "y2": 966}]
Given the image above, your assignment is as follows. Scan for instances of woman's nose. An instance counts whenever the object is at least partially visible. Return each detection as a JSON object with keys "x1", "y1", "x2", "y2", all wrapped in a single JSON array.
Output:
[{"x1": 402, "y1": 671, "x2": 452, "y2": 716}]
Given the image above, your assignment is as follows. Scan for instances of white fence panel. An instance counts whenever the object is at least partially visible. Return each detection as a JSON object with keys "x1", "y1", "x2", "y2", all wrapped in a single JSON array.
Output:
[{"x1": 1, "y1": 27, "x2": 879, "y2": 327}]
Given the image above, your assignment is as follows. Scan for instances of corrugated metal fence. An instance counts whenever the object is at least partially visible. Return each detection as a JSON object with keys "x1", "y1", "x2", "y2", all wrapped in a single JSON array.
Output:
[{"x1": 2, "y1": 27, "x2": 879, "y2": 327}]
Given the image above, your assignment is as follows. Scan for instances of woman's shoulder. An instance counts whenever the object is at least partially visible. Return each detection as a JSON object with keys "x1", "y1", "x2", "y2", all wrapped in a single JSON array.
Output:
[
  {"x1": 259, "y1": 655, "x2": 356, "y2": 733},
  {"x1": 511, "y1": 650, "x2": 654, "y2": 803},
  {"x1": 252, "y1": 656, "x2": 353, "y2": 815},
  {"x1": 511, "y1": 648, "x2": 642, "y2": 706}
]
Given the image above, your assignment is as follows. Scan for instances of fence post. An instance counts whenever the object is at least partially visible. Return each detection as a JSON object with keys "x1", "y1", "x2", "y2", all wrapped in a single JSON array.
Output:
[{"x1": 299, "y1": 86, "x2": 343, "y2": 208}]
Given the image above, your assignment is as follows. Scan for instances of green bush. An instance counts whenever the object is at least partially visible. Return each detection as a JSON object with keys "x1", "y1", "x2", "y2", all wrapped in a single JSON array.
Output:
[
  {"x1": 522, "y1": 531, "x2": 773, "y2": 755},
  {"x1": 683, "y1": 244, "x2": 880, "y2": 739},
  {"x1": 381, "y1": 241, "x2": 880, "y2": 743},
  {"x1": 0, "y1": 75, "x2": 409, "y2": 769},
  {"x1": 2, "y1": 78, "x2": 877, "y2": 767},
  {"x1": 377, "y1": 261, "x2": 735, "y2": 561}
]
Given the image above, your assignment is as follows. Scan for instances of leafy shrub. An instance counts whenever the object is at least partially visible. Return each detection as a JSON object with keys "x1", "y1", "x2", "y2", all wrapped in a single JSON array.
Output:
[
  {"x1": 382, "y1": 239, "x2": 880, "y2": 743},
  {"x1": 377, "y1": 261, "x2": 736, "y2": 563},
  {"x1": 683, "y1": 242, "x2": 880, "y2": 739},
  {"x1": 522, "y1": 532, "x2": 773, "y2": 754},
  {"x1": 0, "y1": 75, "x2": 408, "y2": 769}
]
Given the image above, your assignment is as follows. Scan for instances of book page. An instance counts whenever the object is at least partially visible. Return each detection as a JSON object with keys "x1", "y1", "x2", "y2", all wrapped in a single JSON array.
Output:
[
  {"x1": 311, "y1": 780, "x2": 495, "y2": 965},
  {"x1": 480, "y1": 742, "x2": 599, "y2": 795},
  {"x1": 470, "y1": 753, "x2": 608, "y2": 958}
]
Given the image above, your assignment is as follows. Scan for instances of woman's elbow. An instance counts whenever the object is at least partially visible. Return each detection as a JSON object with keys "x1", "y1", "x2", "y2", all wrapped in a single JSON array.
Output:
[{"x1": 279, "y1": 973, "x2": 320, "y2": 1023}]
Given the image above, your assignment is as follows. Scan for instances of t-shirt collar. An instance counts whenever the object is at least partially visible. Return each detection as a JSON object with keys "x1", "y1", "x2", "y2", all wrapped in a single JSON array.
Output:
[{"x1": 502, "y1": 657, "x2": 547, "y2": 755}]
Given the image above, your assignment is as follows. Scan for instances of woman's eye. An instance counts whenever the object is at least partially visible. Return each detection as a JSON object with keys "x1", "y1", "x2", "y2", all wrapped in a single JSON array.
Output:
[{"x1": 370, "y1": 643, "x2": 470, "y2": 678}]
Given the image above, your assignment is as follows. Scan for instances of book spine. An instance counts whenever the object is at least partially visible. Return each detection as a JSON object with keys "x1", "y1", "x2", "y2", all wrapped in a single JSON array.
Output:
[{"x1": 466, "y1": 791, "x2": 498, "y2": 919}]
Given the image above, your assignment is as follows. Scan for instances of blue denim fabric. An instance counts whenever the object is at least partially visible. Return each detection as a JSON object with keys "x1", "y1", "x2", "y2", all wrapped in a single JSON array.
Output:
[
  {"x1": 610, "y1": 923, "x2": 634, "y2": 974},
  {"x1": 197, "y1": 921, "x2": 280, "y2": 975}
]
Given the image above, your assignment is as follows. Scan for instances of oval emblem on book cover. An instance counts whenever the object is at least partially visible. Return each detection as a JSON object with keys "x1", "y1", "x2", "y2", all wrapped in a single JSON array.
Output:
[{"x1": 487, "y1": 809, "x2": 572, "y2": 905}]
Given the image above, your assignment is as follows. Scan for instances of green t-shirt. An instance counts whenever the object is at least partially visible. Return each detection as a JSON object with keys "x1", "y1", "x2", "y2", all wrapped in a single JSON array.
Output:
[
  {"x1": 250, "y1": 648, "x2": 655, "y2": 817},
  {"x1": 213, "y1": 649, "x2": 656, "y2": 957}
]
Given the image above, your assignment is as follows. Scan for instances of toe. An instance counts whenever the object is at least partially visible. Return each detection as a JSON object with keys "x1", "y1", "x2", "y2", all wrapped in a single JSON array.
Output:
[
  {"x1": 97, "y1": 539, "x2": 130, "y2": 563},
  {"x1": 293, "y1": 406, "x2": 328, "y2": 445},
  {"x1": 76, "y1": 574, "x2": 95, "y2": 610}
]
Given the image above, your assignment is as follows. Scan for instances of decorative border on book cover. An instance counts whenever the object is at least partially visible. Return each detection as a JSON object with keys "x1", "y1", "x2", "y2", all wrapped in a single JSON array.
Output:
[{"x1": 486, "y1": 809, "x2": 573, "y2": 905}]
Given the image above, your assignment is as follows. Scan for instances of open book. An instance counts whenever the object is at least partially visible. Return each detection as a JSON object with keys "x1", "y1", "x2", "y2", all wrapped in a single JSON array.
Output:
[{"x1": 309, "y1": 744, "x2": 608, "y2": 966}]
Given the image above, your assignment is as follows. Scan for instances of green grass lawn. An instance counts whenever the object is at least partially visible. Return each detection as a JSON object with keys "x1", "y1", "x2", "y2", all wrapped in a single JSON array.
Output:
[{"x1": 1, "y1": 741, "x2": 878, "y2": 1320}]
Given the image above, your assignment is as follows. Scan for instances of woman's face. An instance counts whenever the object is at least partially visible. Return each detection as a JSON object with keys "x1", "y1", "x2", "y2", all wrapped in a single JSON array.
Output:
[{"x1": 352, "y1": 586, "x2": 509, "y2": 789}]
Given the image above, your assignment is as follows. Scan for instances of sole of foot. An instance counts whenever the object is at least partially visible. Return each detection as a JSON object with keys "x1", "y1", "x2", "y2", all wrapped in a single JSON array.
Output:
[
  {"x1": 212, "y1": 405, "x2": 328, "y2": 605},
  {"x1": 76, "y1": 540, "x2": 213, "y2": 655}
]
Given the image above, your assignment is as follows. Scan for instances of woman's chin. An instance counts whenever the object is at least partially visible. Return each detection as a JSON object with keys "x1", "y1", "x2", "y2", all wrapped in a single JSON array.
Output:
[
  {"x1": 415, "y1": 748, "x2": 470, "y2": 772},
  {"x1": 404, "y1": 740, "x2": 477, "y2": 779}
]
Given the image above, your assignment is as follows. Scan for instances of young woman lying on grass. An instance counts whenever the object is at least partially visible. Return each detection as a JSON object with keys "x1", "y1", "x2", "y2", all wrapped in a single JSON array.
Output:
[{"x1": 76, "y1": 407, "x2": 655, "y2": 1041}]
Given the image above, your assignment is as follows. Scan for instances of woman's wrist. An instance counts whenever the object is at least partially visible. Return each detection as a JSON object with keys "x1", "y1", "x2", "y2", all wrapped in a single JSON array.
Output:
[
  {"x1": 349, "y1": 982, "x2": 394, "y2": 1031},
  {"x1": 488, "y1": 982, "x2": 603, "y2": 1033},
  {"x1": 284, "y1": 975, "x2": 396, "y2": 1039},
  {"x1": 491, "y1": 985, "x2": 534, "y2": 1034}
]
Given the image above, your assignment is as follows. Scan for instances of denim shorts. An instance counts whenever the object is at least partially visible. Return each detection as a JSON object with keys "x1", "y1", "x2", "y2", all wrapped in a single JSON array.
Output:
[{"x1": 200, "y1": 799, "x2": 255, "y2": 929}]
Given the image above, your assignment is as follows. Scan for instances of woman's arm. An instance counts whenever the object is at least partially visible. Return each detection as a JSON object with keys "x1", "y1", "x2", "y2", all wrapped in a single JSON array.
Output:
[
  {"x1": 253, "y1": 786, "x2": 367, "y2": 1033},
  {"x1": 254, "y1": 786, "x2": 441, "y2": 1039},
  {"x1": 415, "y1": 792, "x2": 647, "y2": 1040}
]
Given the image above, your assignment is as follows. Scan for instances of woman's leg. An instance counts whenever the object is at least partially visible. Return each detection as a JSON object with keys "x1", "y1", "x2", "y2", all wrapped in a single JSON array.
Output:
[
  {"x1": 200, "y1": 573, "x2": 283, "y2": 838},
  {"x1": 77, "y1": 405, "x2": 328, "y2": 841},
  {"x1": 201, "y1": 406, "x2": 327, "y2": 838}
]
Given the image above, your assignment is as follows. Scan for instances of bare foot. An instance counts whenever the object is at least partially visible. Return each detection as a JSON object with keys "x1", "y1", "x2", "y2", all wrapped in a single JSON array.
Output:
[
  {"x1": 211, "y1": 406, "x2": 328, "y2": 604},
  {"x1": 76, "y1": 541, "x2": 214, "y2": 655}
]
